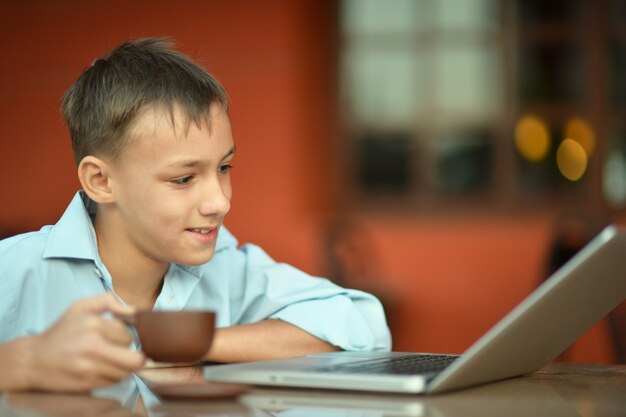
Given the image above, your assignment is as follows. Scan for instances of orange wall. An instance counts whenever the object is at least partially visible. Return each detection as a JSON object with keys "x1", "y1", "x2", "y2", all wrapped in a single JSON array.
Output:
[{"x1": 0, "y1": 1, "x2": 616, "y2": 363}]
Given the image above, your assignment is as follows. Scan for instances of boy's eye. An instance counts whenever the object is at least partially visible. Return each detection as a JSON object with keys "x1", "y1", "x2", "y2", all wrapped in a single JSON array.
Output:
[
  {"x1": 219, "y1": 164, "x2": 233, "y2": 175},
  {"x1": 171, "y1": 175, "x2": 194, "y2": 185}
]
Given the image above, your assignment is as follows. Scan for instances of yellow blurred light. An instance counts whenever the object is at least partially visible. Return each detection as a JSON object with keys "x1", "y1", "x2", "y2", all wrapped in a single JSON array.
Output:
[
  {"x1": 557, "y1": 138, "x2": 588, "y2": 181},
  {"x1": 565, "y1": 117, "x2": 596, "y2": 157},
  {"x1": 515, "y1": 115, "x2": 550, "y2": 162}
]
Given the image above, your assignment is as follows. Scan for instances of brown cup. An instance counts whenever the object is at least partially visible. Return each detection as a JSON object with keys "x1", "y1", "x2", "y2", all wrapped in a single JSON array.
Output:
[{"x1": 130, "y1": 310, "x2": 216, "y2": 363}]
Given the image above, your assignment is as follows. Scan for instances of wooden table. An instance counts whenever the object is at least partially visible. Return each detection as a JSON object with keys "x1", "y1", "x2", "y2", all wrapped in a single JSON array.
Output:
[{"x1": 2, "y1": 363, "x2": 625, "y2": 416}]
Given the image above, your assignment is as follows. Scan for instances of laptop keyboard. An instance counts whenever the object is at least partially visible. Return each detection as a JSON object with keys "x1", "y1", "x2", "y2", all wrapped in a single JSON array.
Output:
[{"x1": 315, "y1": 354, "x2": 460, "y2": 376}]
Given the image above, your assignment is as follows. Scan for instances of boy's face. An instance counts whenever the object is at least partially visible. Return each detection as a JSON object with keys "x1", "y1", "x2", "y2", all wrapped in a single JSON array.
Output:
[{"x1": 102, "y1": 102, "x2": 234, "y2": 268}]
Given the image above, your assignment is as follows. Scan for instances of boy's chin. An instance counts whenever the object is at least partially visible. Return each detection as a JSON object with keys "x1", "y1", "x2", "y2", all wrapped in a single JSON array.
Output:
[{"x1": 176, "y1": 252, "x2": 215, "y2": 266}]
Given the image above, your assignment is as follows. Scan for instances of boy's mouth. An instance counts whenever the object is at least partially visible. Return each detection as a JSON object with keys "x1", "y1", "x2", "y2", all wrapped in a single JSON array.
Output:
[
  {"x1": 189, "y1": 228, "x2": 212, "y2": 234},
  {"x1": 185, "y1": 226, "x2": 219, "y2": 244}
]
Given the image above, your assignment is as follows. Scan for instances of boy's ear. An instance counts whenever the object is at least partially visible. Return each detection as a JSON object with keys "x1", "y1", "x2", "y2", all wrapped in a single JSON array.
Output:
[{"x1": 77, "y1": 156, "x2": 115, "y2": 204}]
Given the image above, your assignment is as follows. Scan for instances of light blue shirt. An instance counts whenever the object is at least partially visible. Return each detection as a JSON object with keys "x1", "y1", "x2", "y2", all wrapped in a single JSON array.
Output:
[{"x1": 0, "y1": 191, "x2": 391, "y2": 352}]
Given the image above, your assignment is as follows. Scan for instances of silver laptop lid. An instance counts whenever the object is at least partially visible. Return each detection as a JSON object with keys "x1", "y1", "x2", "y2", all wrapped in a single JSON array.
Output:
[{"x1": 429, "y1": 225, "x2": 626, "y2": 392}]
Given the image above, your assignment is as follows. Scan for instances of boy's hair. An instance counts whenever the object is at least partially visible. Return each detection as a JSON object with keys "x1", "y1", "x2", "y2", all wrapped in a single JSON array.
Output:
[{"x1": 61, "y1": 37, "x2": 228, "y2": 165}]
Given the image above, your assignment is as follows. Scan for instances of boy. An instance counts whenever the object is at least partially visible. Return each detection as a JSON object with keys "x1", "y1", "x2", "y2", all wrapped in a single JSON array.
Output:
[{"x1": 0, "y1": 38, "x2": 391, "y2": 392}]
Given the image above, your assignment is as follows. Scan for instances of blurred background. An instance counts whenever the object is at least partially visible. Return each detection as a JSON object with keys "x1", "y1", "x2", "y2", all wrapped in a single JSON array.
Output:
[{"x1": 0, "y1": 0, "x2": 624, "y2": 363}]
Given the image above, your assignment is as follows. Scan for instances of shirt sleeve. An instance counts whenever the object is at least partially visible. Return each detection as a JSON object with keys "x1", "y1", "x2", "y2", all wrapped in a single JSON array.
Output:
[{"x1": 225, "y1": 242, "x2": 392, "y2": 352}]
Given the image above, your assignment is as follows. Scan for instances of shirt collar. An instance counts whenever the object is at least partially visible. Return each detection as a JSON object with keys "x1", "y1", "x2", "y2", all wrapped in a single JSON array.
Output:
[
  {"x1": 42, "y1": 191, "x2": 236, "y2": 261},
  {"x1": 42, "y1": 191, "x2": 99, "y2": 260}
]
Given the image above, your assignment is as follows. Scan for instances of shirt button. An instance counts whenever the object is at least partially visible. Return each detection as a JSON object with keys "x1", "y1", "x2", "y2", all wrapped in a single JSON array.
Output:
[{"x1": 94, "y1": 268, "x2": 103, "y2": 278}]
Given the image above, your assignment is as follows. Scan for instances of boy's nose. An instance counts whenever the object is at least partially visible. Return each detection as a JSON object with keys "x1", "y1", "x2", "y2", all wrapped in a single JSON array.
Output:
[{"x1": 198, "y1": 182, "x2": 231, "y2": 217}]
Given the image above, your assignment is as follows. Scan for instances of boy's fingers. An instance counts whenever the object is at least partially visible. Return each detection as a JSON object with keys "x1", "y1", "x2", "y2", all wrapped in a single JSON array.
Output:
[
  {"x1": 72, "y1": 293, "x2": 136, "y2": 316},
  {"x1": 101, "y1": 319, "x2": 134, "y2": 346},
  {"x1": 106, "y1": 300, "x2": 137, "y2": 317},
  {"x1": 69, "y1": 370, "x2": 131, "y2": 392},
  {"x1": 95, "y1": 344, "x2": 146, "y2": 373},
  {"x1": 72, "y1": 293, "x2": 119, "y2": 314}
]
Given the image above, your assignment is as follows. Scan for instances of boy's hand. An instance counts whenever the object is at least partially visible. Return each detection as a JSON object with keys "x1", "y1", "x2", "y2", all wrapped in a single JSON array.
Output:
[{"x1": 23, "y1": 293, "x2": 145, "y2": 392}]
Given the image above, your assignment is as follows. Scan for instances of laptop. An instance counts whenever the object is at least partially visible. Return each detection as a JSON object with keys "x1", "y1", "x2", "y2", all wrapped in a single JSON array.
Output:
[{"x1": 204, "y1": 225, "x2": 626, "y2": 394}]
